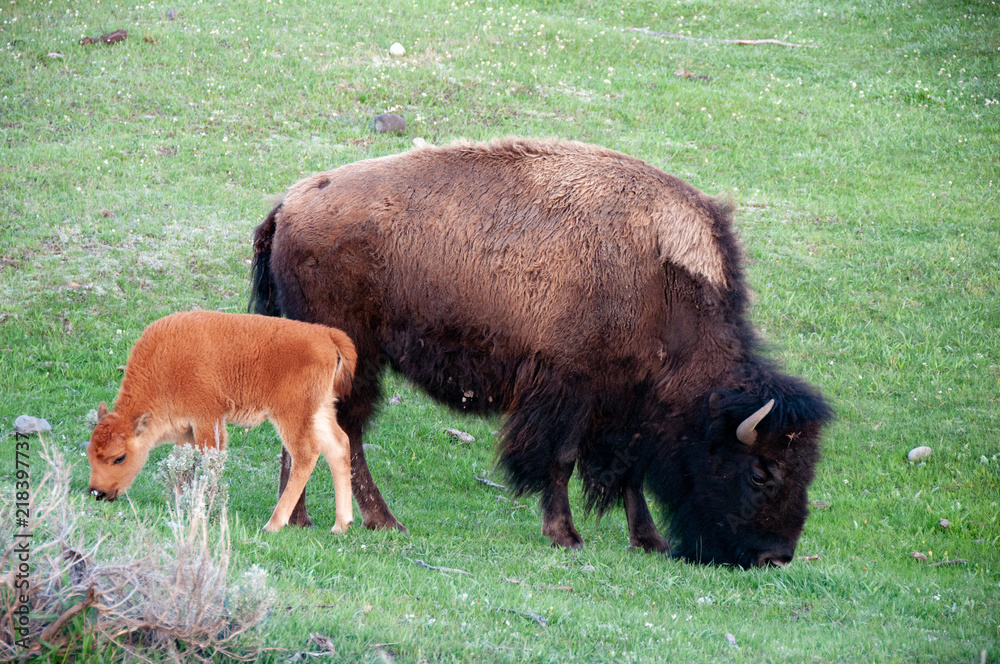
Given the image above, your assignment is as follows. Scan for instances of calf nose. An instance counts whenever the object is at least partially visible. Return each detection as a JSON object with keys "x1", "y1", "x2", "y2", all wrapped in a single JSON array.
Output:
[
  {"x1": 756, "y1": 548, "x2": 795, "y2": 567},
  {"x1": 90, "y1": 488, "x2": 106, "y2": 501}
]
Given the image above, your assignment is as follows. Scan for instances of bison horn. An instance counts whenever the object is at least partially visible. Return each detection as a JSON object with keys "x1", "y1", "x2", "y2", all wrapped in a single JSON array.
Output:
[{"x1": 736, "y1": 399, "x2": 775, "y2": 446}]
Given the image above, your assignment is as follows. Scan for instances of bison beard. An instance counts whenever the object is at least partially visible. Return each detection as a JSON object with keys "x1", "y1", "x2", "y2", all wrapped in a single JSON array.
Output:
[{"x1": 250, "y1": 137, "x2": 832, "y2": 568}]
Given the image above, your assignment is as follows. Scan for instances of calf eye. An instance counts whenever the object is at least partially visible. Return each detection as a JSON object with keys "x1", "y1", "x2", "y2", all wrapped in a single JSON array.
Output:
[{"x1": 113, "y1": 454, "x2": 127, "y2": 465}]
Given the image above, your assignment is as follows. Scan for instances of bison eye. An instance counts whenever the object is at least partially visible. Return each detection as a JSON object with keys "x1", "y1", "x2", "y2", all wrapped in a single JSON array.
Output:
[
  {"x1": 751, "y1": 472, "x2": 766, "y2": 486},
  {"x1": 113, "y1": 454, "x2": 127, "y2": 465}
]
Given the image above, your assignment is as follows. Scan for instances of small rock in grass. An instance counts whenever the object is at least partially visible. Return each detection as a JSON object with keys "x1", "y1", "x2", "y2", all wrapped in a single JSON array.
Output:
[
  {"x1": 907, "y1": 446, "x2": 932, "y2": 462},
  {"x1": 580, "y1": 564, "x2": 596, "y2": 573},
  {"x1": 443, "y1": 428, "x2": 474, "y2": 443},
  {"x1": 373, "y1": 113, "x2": 406, "y2": 134},
  {"x1": 725, "y1": 633, "x2": 739, "y2": 648},
  {"x1": 166, "y1": 9, "x2": 178, "y2": 19},
  {"x1": 939, "y1": 518, "x2": 951, "y2": 529},
  {"x1": 388, "y1": 394, "x2": 403, "y2": 406},
  {"x1": 307, "y1": 633, "x2": 337, "y2": 654},
  {"x1": 810, "y1": 499, "x2": 831, "y2": 511},
  {"x1": 911, "y1": 551, "x2": 929, "y2": 562},
  {"x1": 14, "y1": 415, "x2": 52, "y2": 436},
  {"x1": 389, "y1": 42, "x2": 405, "y2": 57}
]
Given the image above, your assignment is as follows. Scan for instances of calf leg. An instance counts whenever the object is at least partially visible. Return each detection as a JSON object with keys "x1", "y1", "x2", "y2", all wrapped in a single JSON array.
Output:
[
  {"x1": 280, "y1": 448, "x2": 313, "y2": 527},
  {"x1": 314, "y1": 405, "x2": 353, "y2": 534},
  {"x1": 191, "y1": 419, "x2": 228, "y2": 450},
  {"x1": 265, "y1": 423, "x2": 321, "y2": 532}
]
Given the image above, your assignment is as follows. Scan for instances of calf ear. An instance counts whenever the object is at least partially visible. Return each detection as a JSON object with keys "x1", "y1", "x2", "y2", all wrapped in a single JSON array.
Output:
[
  {"x1": 133, "y1": 412, "x2": 153, "y2": 435},
  {"x1": 98, "y1": 402, "x2": 109, "y2": 422}
]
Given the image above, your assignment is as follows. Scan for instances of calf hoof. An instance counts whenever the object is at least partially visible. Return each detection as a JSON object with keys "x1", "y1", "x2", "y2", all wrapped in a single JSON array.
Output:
[
  {"x1": 262, "y1": 519, "x2": 283, "y2": 533},
  {"x1": 331, "y1": 520, "x2": 353, "y2": 535}
]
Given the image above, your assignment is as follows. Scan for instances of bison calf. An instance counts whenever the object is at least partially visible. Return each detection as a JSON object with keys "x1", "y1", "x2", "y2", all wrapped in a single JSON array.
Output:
[{"x1": 87, "y1": 310, "x2": 357, "y2": 534}]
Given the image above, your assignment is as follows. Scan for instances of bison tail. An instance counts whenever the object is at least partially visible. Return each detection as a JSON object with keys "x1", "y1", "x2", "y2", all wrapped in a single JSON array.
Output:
[
  {"x1": 329, "y1": 328, "x2": 358, "y2": 399},
  {"x1": 249, "y1": 204, "x2": 282, "y2": 317}
]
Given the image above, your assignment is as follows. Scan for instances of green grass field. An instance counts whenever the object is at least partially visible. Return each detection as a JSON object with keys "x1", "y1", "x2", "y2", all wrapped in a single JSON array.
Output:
[{"x1": 2, "y1": 0, "x2": 998, "y2": 661}]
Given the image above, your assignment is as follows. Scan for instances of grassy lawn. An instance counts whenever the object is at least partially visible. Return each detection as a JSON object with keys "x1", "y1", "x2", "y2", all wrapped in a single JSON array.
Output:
[{"x1": 1, "y1": 0, "x2": 998, "y2": 661}]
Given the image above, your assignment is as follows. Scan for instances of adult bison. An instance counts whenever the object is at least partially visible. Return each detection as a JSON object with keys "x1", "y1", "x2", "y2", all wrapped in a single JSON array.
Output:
[{"x1": 250, "y1": 137, "x2": 832, "y2": 567}]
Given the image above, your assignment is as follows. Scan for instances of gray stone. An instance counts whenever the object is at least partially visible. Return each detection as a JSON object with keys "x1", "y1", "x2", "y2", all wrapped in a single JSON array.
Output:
[
  {"x1": 14, "y1": 415, "x2": 52, "y2": 435},
  {"x1": 373, "y1": 113, "x2": 406, "y2": 134}
]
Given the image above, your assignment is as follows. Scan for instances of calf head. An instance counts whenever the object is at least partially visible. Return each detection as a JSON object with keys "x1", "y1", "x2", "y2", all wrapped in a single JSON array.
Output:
[
  {"x1": 654, "y1": 381, "x2": 831, "y2": 568},
  {"x1": 87, "y1": 403, "x2": 154, "y2": 502}
]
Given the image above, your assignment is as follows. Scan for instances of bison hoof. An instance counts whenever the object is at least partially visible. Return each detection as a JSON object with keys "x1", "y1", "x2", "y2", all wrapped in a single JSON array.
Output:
[
  {"x1": 287, "y1": 511, "x2": 314, "y2": 528},
  {"x1": 362, "y1": 516, "x2": 408, "y2": 534},
  {"x1": 547, "y1": 530, "x2": 584, "y2": 550},
  {"x1": 630, "y1": 533, "x2": 672, "y2": 554}
]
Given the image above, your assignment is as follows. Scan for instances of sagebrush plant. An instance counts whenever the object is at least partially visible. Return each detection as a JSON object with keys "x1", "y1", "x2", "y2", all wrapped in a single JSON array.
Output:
[
  {"x1": 154, "y1": 443, "x2": 228, "y2": 522},
  {"x1": 1, "y1": 0, "x2": 998, "y2": 661},
  {"x1": 0, "y1": 437, "x2": 271, "y2": 663}
]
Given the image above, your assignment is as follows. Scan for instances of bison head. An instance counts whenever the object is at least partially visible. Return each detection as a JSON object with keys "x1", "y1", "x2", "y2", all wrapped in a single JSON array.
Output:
[
  {"x1": 652, "y1": 378, "x2": 831, "y2": 568},
  {"x1": 87, "y1": 403, "x2": 154, "y2": 502}
]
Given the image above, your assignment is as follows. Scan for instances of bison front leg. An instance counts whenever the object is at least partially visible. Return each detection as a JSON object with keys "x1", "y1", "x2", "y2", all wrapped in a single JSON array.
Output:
[
  {"x1": 279, "y1": 447, "x2": 313, "y2": 527},
  {"x1": 623, "y1": 481, "x2": 670, "y2": 553},
  {"x1": 541, "y1": 458, "x2": 583, "y2": 549}
]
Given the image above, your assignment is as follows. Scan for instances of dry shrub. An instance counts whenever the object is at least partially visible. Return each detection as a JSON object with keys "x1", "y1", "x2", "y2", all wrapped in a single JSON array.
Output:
[
  {"x1": 154, "y1": 444, "x2": 228, "y2": 523},
  {"x1": 0, "y1": 438, "x2": 272, "y2": 662}
]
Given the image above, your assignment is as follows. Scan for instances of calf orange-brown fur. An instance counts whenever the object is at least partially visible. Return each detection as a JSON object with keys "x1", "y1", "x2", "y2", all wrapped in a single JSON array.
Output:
[{"x1": 87, "y1": 310, "x2": 357, "y2": 534}]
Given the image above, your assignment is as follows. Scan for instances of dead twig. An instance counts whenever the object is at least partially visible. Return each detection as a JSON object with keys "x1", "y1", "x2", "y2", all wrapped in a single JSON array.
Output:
[
  {"x1": 34, "y1": 586, "x2": 98, "y2": 648},
  {"x1": 475, "y1": 470, "x2": 507, "y2": 491},
  {"x1": 501, "y1": 577, "x2": 573, "y2": 592},
  {"x1": 627, "y1": 27, "x2": 817, "y2": 48},
  {"x1": 410, "y1": 559, "x2": 472, "y2": 576},
  {"x1": 495, "y1": 607, "x2": 547, "y2": 627},
  {"x1": 928, "y1": 558, "x2": 968, "y2": 567},
  {"x1": 80, "y1": 29, "x2": 128, "y2": 46}
]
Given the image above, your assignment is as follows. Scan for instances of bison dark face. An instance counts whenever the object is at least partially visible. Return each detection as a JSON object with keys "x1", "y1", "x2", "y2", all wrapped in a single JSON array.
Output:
[{"x1": 653, "y1": 382, "x2": 830, "y2": 568}]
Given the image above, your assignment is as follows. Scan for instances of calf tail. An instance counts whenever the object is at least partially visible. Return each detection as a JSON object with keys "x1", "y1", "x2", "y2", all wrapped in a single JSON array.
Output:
[
  {"x1": 249, "y1": 203, "x2": 282, "y2": 316},
  {"x1": 328, "y1": 328, "x2": 358, "y2": 399}
]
